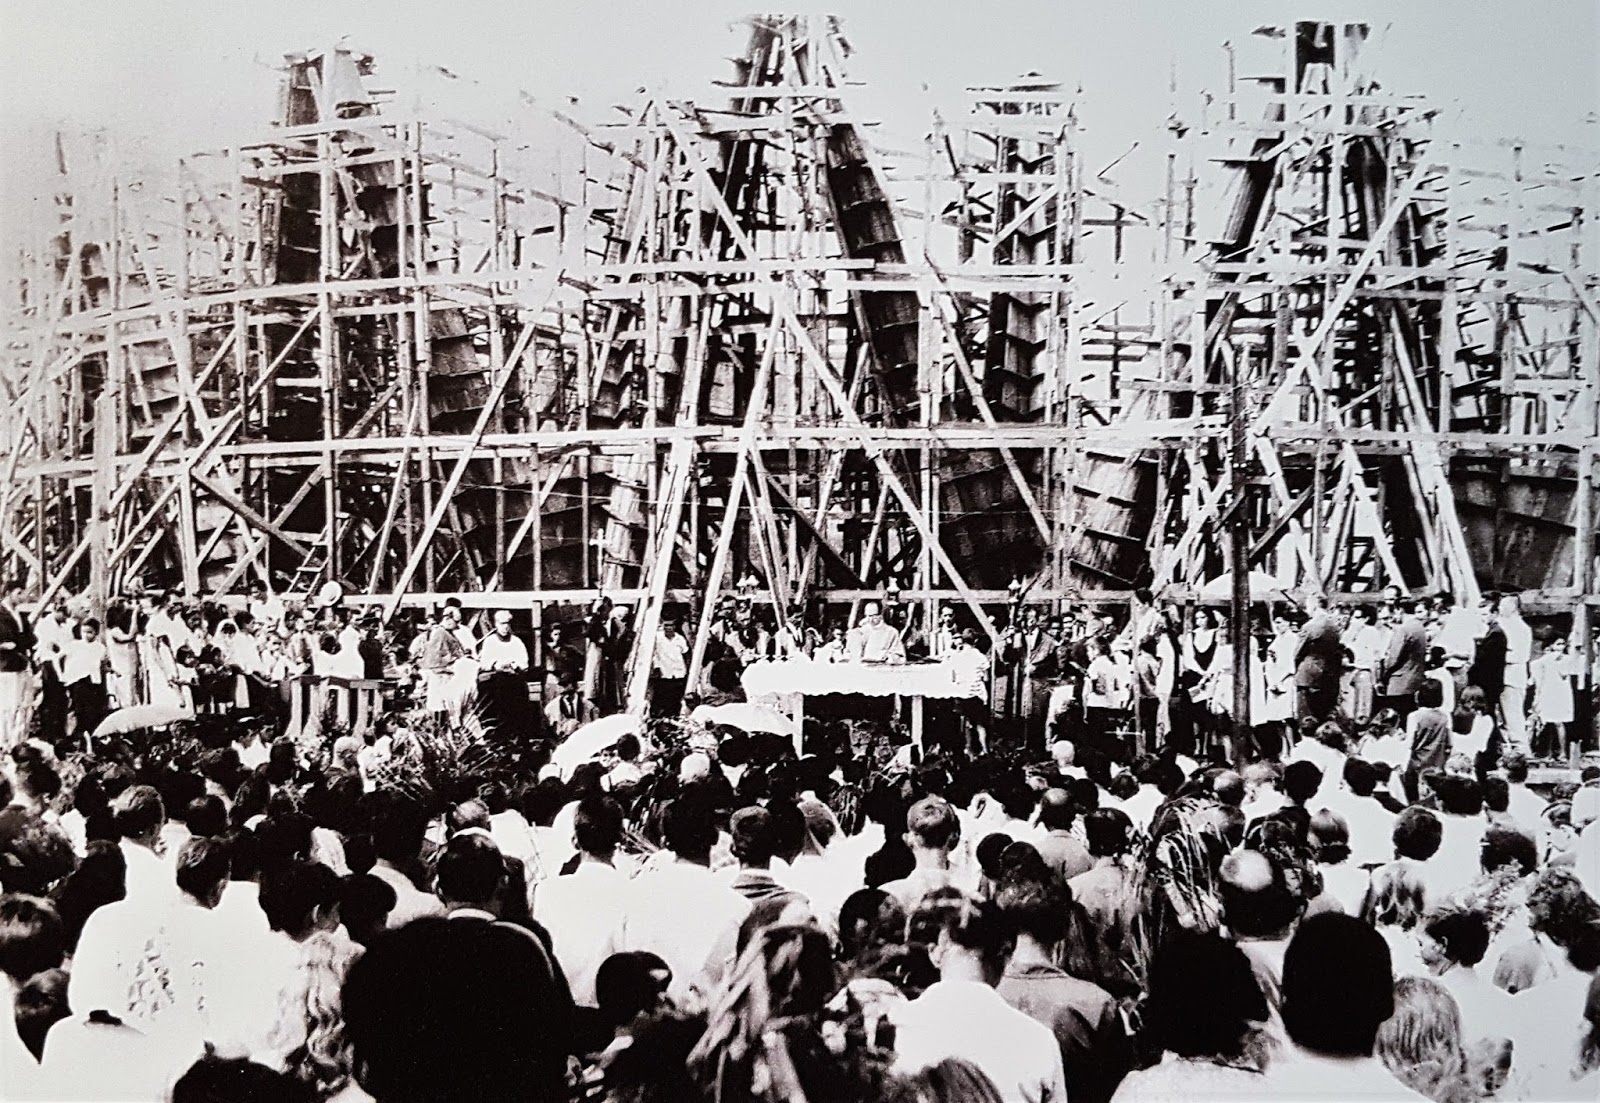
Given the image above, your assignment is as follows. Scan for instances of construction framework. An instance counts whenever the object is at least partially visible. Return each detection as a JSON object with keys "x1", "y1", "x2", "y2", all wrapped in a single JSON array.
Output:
[{"x1": 2, "y1": 17, "x2": 1596, "y2": 710}]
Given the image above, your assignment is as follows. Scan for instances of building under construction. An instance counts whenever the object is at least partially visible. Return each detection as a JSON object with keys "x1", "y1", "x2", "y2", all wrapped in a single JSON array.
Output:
[{"x1": 2, "y1": 16, "x2": 1596, "y2": 707}]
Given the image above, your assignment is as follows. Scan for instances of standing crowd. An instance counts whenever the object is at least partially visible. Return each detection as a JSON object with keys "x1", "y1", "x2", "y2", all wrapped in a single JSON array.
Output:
[{"x1": 0, "y1": 573, "x2": 1596, "y2": 1102}]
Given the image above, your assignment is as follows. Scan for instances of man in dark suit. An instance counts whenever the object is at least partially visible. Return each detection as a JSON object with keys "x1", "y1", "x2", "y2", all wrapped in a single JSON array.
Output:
[
  {"x1": 1380, "y1": 600, "x2": 1429, "y2": 718},
  {"x1": 0, "y1": 578, "x2": 34, "y2": 749},
  {"x1": 1294, "y1": 593, "x2": 1345, "y2": 723}
]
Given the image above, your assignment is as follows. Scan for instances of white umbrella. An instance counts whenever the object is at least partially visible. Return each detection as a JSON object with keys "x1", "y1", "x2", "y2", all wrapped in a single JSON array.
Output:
[
  {"x1": 92, "y1": 703, "x2": 195, "y2": 738},
  {"x1": 1197, "y1": 570, "x2": 1287, "y2": 603},
  {"x1": 690, "y1": 702, "x2": 797, "y2": 738},
  {"x1": 549, "y1": 713, "x2": 641, "y2": 779}
]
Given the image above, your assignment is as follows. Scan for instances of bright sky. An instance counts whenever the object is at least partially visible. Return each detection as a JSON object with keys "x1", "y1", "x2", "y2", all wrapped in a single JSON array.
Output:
[{"x1": 1, "y1": 0, "x2": 1596, "y2": 243}]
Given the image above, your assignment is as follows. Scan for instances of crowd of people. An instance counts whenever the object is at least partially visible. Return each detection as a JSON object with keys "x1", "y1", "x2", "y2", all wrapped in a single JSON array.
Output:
[{"x1": 0, "y1": 573, "x2": 1597, "y2": 1102}]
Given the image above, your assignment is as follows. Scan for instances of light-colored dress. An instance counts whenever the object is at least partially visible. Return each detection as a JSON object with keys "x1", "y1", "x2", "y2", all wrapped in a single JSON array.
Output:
[{"x1": 1531, "y1": 650, "x2": 1576, "y2": 724}]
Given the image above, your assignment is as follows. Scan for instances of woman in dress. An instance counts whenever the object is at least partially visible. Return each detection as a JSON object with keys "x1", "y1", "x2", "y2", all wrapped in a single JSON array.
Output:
[
  {"x1": 1530, "y1": 635, "x2": 1577, "y2": 760},
  {"x1": 103, "y1": 598, "x2": 143, "y2": 710}
]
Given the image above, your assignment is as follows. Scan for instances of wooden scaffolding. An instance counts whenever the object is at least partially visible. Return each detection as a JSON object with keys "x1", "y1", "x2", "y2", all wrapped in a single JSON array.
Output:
[{"x1": 1, "y1": 17, "x2": 1595, "y2": 710}]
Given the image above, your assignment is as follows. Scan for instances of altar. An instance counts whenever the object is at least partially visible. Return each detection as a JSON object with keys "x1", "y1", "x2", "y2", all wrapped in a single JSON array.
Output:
[{"x1": 739, "y1": 657, "x2": 973, "y2": 752}]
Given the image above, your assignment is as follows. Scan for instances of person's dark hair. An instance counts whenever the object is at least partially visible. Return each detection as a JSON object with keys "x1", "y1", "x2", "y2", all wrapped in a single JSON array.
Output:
[
  {"x1": 342, "y1": 916, "x2": 571, "y2": 1102},
  {"x1": 175, "y1": 837, "x2": 231, "y2": 902},
  {"x1": 0, "y1": 894, "x2": 66, "y2": 983},
  {"x1": 522, "y1": 778, "x2": 569, "y2": 827},
  {"x1": 111, "y1": 784, "x2": 165, "y2": 841},
  {"x1": 1282, "y1": 913, "x2": 1396, "y2": 1057},
  {"x1": 435, "y1": 834, "x2": 505, "y2": 907},
  {"x1": 729, "y1": 806, "x2": 778, "y2": 867},
  {"x1": 365, "y1": 792, "x2": 429, "y2": 866},
  {"x1": 838, "y1": 889, "x2": 907, "y2": 963},
  {"x1": 663, "y1": 792, "x2": 719, "y2": 863},
  {"x1": 1309, "y1": 810, "x2": 1351, "y2": 866},
  {"x1": 259, "y1": 860, "x2": 340, "y2": 937},
  {"x1": 1083, "y1": 808, "x2": 1132, "y2": 858},
  {"x1": 257, "y1": 812, "x2": 315, "y2": 872},
  {"x1": 911, "y1": 894, "x2": 1014, "y2": 980},
  {"x1": 594, "y1": 950, "x2": 673, "y2": 1031},
  {"x1": 1283, "y1": 762, "x2": 1323, "y2": 806},
  {"x1": 1213, "y1": 771, "x2": 1245, "y2": 808},
  {"x1": 1424, "y1": 908, "x2": 1492, "y2": 968},
  {"x1": 339, "y1": 873, "x2": 397, "y2": 945},
  {"x1": 1416, "y1": 680, "x2": 1444, "y2": 710},
  {"x1": 573, "y1": 796, "x2": 624, "y2": 858},
  {"x1": 183, "y1": 795, "x2": 229, "y2": 839},
  {"x1": 1147, "y1": 929, "x2": 1268, "y2": 1060},
  {"x1": 16, "y1": 760, "x2": 60, "y2": 805},
  {"x1": 1066, "y1": 778, "x2": 1100, "y2": 814},
  {"x1": 50, "y1": 841, "x2": 125, "y2": 952},
  {"x1": 767, "y1": 800, "x2": 809, "y2": 863},
  {"x1": 1567, "y1": 925, "x2": 1600, "y2": 973},
  {"x1": 1038, "y1": 789, "x2": 1074, "y2": 832},
  {"x1": 994, "y1": 874, "x2": 1071, "y2": 948},
  {"x1": 1482, "y1": 776, "x2": 1510, "y2": 814},
  {"x1": 1432, "y1": 774, "x2": 1484, "y2": 817},
  {"x1": 14, "y1": 967, "x2": 69, "y2": 1061},
  {"x1": 223, "y1": 827, "x2": 263, "y2": 882},
  {"x1": 1343, "y1": 757, "x2": 1378, "y2": 797},
  {"x1": 974, "y1": 833, "x2": 1015, "y2": 883},
  {"x1": 1480, "y1": 825, "x2": 1538, "y2": 877},
  {"x1": 1393, "y1": 807, "x2": 1443, "y2": 861},
  {"x1": 612, "y1": 734, "x2": 641, "y2": 763},
  {"x1": 1502, "y1": 755, "x2": 1530, "y2": 785},
  {"x1": 171, "y1": 1055, "x2": 315, "y2": 1103}
]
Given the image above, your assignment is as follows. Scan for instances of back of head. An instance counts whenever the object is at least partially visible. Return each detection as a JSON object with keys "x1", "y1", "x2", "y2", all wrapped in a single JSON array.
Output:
[
  {"x1": 1220, "y1": 848, "x2": 1303, "y2": 938},
  {"x1": 1480, "y1": 825, "x2": 1538, "y2": 878},
  {"x1": 435, "y1": 834, "x2": 505, "y2": 908},
  {"x1": 1283, "y1": 761, "x2": 1324, "y2": 805},
  {"x1": 364, "y1": 791, "x2": 428, "y2": 866},
  {"x1": 922, "y1": 894, "x2": 1014, "y2": 981},
  {"x1": 111, "y1": 784, "x2": 165, "y2": 841},
  {"x1": 1374, "y1": 976, "x2": 1470, "y2": 1101},
  {"x1": 1309, "y1": 810, "x2": 1351, "y2": 865},
  {"x1": 594, "y1": 950, "x2": 673, "y2": 1031},
  {"x1": 1038, "y1": 788, "x2": 1074, "y2": 832},
  {"x1": 342, "y1": 917, "x2": 570, "y2": 1102},
  {"x1": 259, "y1": 860, "x2": 340, "y2": 936},
  {"x1": 176, "y1": 837, "x2": 231, "y2": 904},
  {"x1": 663, "y1": 792, "x2": 718, "y2": 862},
  {"x1": 838, "y1": 888, "x2": 907, "y2": 962},
  {"x1": 905, "y1": 796, "x2": 960, "y2": 851},
  {"x1": 573, "y1": 796, "x2": 624, "y2": 858},
  {"x1": 993, "y1": 873, "x2": 1071, "y2": 948},
  {"x1": 1393, "y1": 807, "x2": 1443, "y2": 862},
  {"x1": 1283, "y1": 913, "x2": 1396, "y2": 1057},
  {"x1": 0, "y1": 894, "x2": 66, "y2": 985},
  {"x1": 1424, "y1": 907, "x2": 1492, "y2": 968},
  {"x1": 1083, "y1": 808, "x2": 1132, "y2": 859},
  {"x1": 172, "y1": 1056, "x2": 314, "y2": 1103},
  {"x1": 729, "y1": 806, "x2": 778, "y2": 867},
  {"x1": 1343, "y1": 757, "x2": 1378, "y2": 797},
  {"x1": 1148, "y1": 928, "x2": 1267, "y2": 1060}
]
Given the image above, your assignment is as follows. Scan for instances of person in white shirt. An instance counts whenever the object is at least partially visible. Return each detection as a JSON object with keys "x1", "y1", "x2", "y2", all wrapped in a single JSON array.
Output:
[
  {"x1": 846, "y1": 601, "x2": 905, "y2": 664},
  {"x1": 160, "y1": 837, "x2": 240, "y2": 1044},
  {"x1": 880, "y1": 796, "x2": 962, "y2": 914},
  {"x1": 477, "y1": 610, "x2": 529, "y2": 674},
  {"x1": 948, "y1": 629, "x2": 991, "y2": 753},
  {"x1": 650, "y1": 615, "x2": 689, "y2": 719},
  {"x1": 617, "y1": 792, "x2": 750, "y2": 1004},
  {"x1": 929, "y1": 605, "x2": 960, "y2": 658},
  {"x1": 1261, "y1": 913, "x2": 1430, "y2": 1101},
  {"x1": 1341, "y1": 606, "x2": 1383, "y2": 722},
  {"x1": 890, "y1": 893, "x2": 1068, "y2": 1103},
  {"x1": 533, "y1": 796, "x2": 631, "y2": 1006},
  {"x1": 247, "y1": 580, "x2": 287, "y2": 632},
  {"x1": 61, "y1": 617, "x2": 111, "y2": 737},
  {"x1": 1418, "y1": 907, "x2": 1515, "y2": 1060},
  {"x1": 367, "y1": 794, "x2": 446, "y2": 927},
  {"x1": 814, "y1": 625, "x2": 848, "y2": 663},
  {"x1": 1498, "y1": 593, "x2": 1532, "y2": 746}
]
